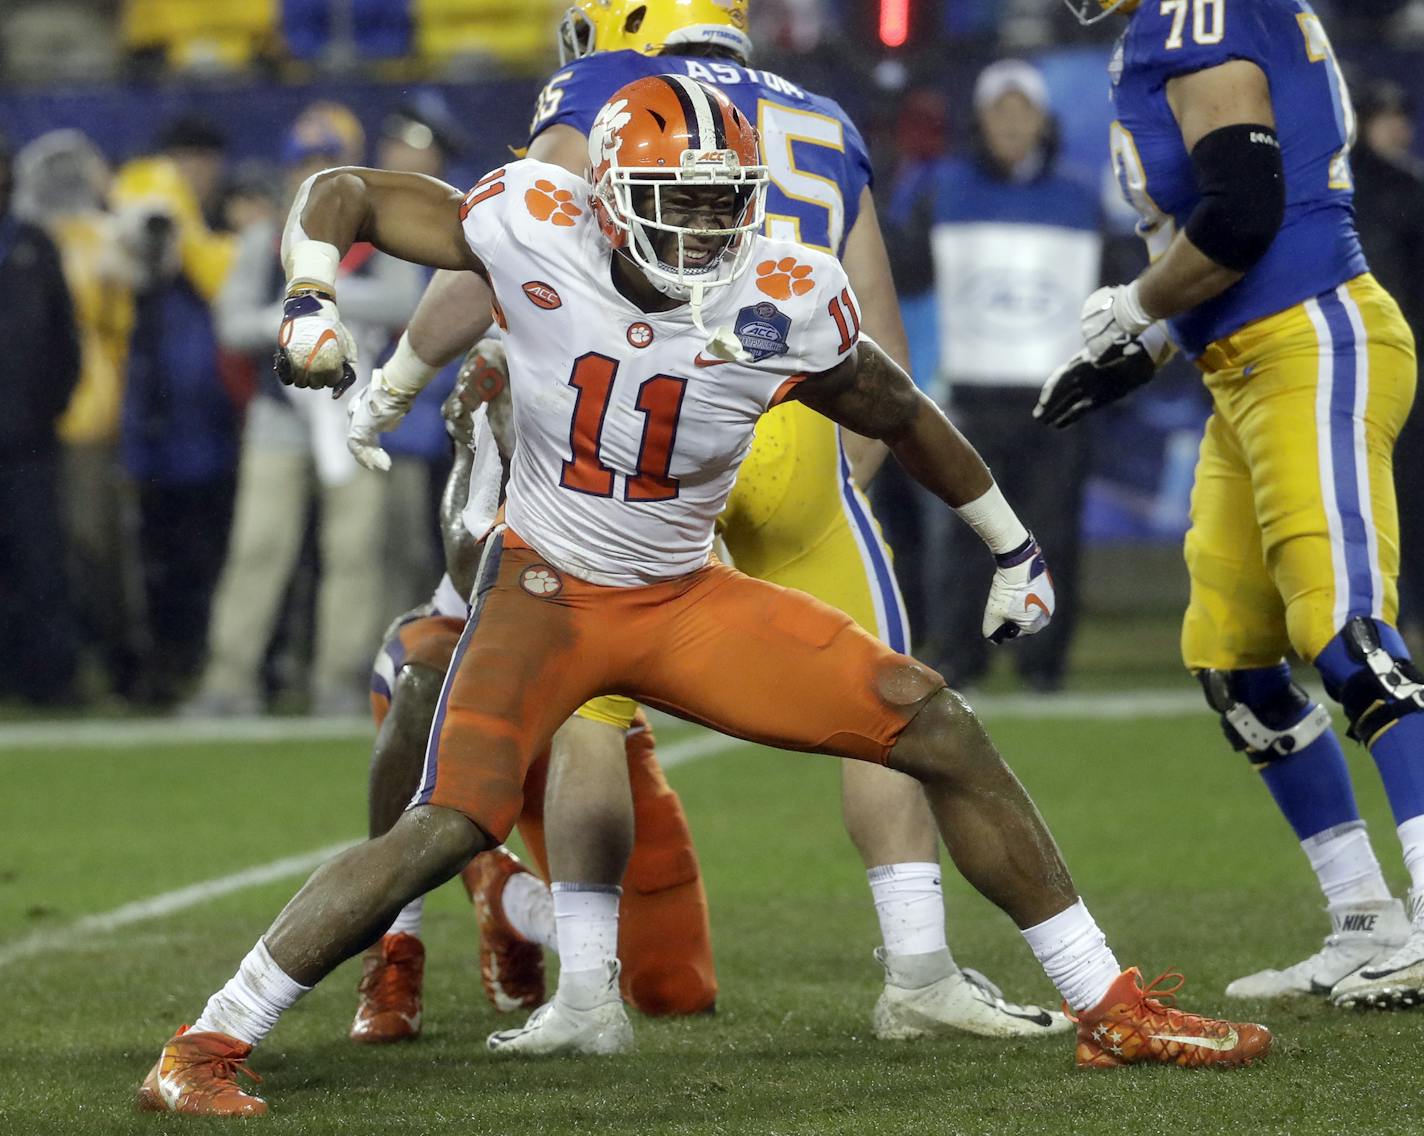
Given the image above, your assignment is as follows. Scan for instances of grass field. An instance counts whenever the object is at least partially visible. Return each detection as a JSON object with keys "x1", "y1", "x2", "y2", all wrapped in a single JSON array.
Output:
[{"x1": 3, "y1": 699, "x2": 1421, "y2": 1136}]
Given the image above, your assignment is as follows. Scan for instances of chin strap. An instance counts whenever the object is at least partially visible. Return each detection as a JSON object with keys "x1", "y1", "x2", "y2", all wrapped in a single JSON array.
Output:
[{"x1": 688, "y1": 283, "x2": 750, "y2": 363}]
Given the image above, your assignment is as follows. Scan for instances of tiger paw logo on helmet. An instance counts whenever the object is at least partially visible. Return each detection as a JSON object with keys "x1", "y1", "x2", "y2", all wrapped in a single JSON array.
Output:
[
  {"x1": 589, "y1": 99, "x2": 632, "y2": 166},
  {"x1": 520, "y1": 565, "x2": 563, "y2": 597},
  {"x1": 525, "y1": 180, "x2": 583, "y2": 227},
  {"x1": 755, "y1": 258, "x2": 815, "y2": 301}
]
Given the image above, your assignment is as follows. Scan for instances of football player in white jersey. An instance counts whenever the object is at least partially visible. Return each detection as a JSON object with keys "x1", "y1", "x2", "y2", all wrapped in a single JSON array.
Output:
[
  {"x1": 357, "y1": 0, "x2": 1064, "y2": 1051},
  {"x1": 139, "y1": 76, "x2": 1269, "y2": 1117}
]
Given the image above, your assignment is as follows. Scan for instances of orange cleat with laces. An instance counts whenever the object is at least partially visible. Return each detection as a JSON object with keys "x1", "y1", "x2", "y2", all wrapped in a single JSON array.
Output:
[
  {"x1": 350, "y1": 932, "x2": 425, "y2": 1043},
  {"x1": 462, "y1": 847, "x2": 546, "y2": 1012},
  {"x1": 136, "y1": 1025, "x2": 267, "y2": 1116},
  {"x1": 1070, "y1": 968, "x2": 1272, "y2": 1069}
]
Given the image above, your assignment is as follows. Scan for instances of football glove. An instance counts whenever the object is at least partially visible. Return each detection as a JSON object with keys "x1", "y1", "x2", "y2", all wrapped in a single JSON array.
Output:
[
  {"x1": 1034, "y1": 341, "x2": 1157, "y2": 428},
  {"x1": 1079, "y1": 283, "x2": 1153, "y2": 363},
  {"x1": 443, "y1": 339, "x2": 511, "y2": 451},
  {"x1": 982, "y1": 538, "x2": 1054, "y2": 644},
  {"x1": 274, "y1": 289, "x2": 358, "y2": 396},
  {"x1": 346, "y1": 372, "x2": 415, "y2": 473}
]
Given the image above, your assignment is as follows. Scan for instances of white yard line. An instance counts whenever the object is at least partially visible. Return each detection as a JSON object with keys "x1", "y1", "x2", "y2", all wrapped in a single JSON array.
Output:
[
  {"x1": 0, "y1": 732, "x2": 740, "y2": 971},
  {"x1": 0, "y1": 841, "x2": 357, "y2": 970}
]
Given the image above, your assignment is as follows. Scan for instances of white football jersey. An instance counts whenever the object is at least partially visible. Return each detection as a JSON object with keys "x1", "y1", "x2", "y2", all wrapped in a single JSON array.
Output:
[{"x1": 459, "y1": 159, "x2": 860, "y2": 586}]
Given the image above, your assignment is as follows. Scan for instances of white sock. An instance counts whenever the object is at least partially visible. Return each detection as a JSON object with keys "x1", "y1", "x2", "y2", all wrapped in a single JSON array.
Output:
[
  {"x1": 552, "y1": 882, "x2": 620, "y2": 978},
  {"x1": 1302, "y1": 821, "x2": 1392, "y2": 905},
  {"x1": 192, "y1": 940, "x2": 312, "y2": 1048},
  {"x1": 387, "y1": 897, "x2": 424, "y2": 939},
  {"x1": 503, "y1": 871, "x2": 556, "y2": 949},
  {"x1": 867, "y1": 862, "x2": 949, "y2": 957},
  {"x1": 1397, "y1": 815, "x2": 1424, "y2": 897},
  {"x1": 1021, "y1": 899, "x2": 1121, "y2": 1012}
]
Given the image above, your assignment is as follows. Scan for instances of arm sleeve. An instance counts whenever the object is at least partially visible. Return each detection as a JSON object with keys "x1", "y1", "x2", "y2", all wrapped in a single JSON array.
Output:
[{"x1": 754, "y1": 254, "x2": 860, "y2": 404}]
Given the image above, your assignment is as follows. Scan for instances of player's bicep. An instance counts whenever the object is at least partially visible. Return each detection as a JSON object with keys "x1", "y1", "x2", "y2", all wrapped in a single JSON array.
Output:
[
  {"x1": 527, "y1": 124, "x2": 590, "y2": 178},
  {"x1": 361, "y1": 170, "x2": 485, "y2": 273},
  {"x1": 1166, "y1": 59, "x2": 1275, "y2": 150},
  {"x1": 794, "y1": 338, "x2": 923, "y2": 441}
]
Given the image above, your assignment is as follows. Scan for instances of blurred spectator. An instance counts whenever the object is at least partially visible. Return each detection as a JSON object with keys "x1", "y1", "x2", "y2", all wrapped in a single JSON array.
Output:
[
  {"x1": 0, "y1": 130, "x2": 83, "y2": 704},
  {"x1": 1351, "y1": 80, "x2": 1424, "y2": 640},
  {"x1": 926, "y1": 60, "x2": 1102, "y2": 690},
  {"x1": 13, "y1": 129, "x2": 143, "y2": 700},
  {"x1": 375, "y1": 94, "x2": 468, "y2": 614},
  {"x1": 113, "y1": 116, "x2": 239, "y2": 705},
  {"x1": 184, "y1": 102, "x2": 424, "y2": 717},
  {"x1": 873, "y1": 87, "x2": 953, "y2": 641}
]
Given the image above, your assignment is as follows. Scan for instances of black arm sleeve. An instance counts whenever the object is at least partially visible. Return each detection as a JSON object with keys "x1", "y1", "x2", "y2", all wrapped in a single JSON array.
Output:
[
  {"x1": 38, "y1": 229, "x2": 82, "y2": 421},
  {"x1": 1183, "y1": 123, "x2": 1285, "y2": 273}
]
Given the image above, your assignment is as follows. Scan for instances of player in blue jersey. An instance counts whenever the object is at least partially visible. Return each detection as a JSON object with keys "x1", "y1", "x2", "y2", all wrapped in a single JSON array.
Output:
[
  {"x1": 346, "y1": 0, "x2": 1068, "y2": 1052},
  {"x1": 1040, "y1": 0, "x2": 1424, "y2": 1008}
]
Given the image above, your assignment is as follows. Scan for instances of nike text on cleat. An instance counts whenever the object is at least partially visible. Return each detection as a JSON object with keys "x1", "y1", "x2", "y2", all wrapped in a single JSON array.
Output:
[
  {"x1": 1332, "y1": 888, "x2": 1424, "y2": 1009},
  {"x1": 871, "y1": 949, "x2": 1071, "y2": 1040},
  {"x1": 1069, "y1": 967, "x2": 1271, "y2": 1069},
  {"x1": 350, "y1": 932, "x2": 424, "y2": 1043},
  {"x1": 136, "y1": 1026, "x2": 267, "y2": 1117},
  {"x1": 1225, "y1": 898, "x2": 1409, "y2": 999},
  {"x1": 486, "y1": 961, "x2": 634, "y2": 1057},
  {"x1": 463, "y1": 847, "x2": 546, "y2": 1012}
]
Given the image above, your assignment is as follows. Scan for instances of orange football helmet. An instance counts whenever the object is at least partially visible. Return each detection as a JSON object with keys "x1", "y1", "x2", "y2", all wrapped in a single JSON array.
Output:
[{"x1": 588, "y1": 74, "x2": 767, "y2": 303}]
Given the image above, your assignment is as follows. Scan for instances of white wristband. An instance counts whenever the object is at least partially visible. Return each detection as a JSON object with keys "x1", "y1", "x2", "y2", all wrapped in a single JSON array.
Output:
[
  {"x1": 379, "y1": 332, "x2": 439, "y2": 397},
  {"x1": 287, "y1": 239, "x2": 341, "y2": 294},
  {"x1": 954, "y1": 482, "x2": 1030, "y2": 557},
  {"x1": 1137, "y1": 319, "x2": 1177, "y2": 366},
  {"x1": 1113, "y1": 280, "x2": 1154, "y2": 337}
]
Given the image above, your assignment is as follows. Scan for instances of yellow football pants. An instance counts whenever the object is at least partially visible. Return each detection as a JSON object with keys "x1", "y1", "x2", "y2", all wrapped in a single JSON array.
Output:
[{"x1": 1181, "y1": 273, "x2": 1416, "y2": 670}]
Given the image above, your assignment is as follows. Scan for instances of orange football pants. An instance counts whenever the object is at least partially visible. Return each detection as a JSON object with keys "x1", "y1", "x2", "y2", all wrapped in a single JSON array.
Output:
[
  {"x1": 416, "y1": 527, "x2": 942, "y2": 839},
  {"x1": 372, "y1": 610, "x2": 716, "y2": 1015}
]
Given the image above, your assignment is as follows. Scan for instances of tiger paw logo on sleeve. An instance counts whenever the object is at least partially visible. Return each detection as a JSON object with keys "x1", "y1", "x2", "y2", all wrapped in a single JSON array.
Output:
[
  {"x1": 755, "y1": 258, "x2": 815, "y2": 300},
  {"x1": 525, "y1": 180, "x2": 583, "y2": 227}
]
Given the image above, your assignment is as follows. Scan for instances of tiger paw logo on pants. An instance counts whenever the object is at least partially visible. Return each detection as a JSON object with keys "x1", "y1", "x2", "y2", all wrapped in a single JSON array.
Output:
[{"x1": 520, "y1": 565, "x2": 563, "y2": 597}]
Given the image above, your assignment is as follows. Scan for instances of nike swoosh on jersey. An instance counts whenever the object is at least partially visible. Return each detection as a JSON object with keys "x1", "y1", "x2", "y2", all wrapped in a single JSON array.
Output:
[
  {"x1": 1147, "y1": 1026, "x2": 1239, "y2": 1051},
  {"x1": 693, "y1": 353, "x2": 733, "y2": 368}
]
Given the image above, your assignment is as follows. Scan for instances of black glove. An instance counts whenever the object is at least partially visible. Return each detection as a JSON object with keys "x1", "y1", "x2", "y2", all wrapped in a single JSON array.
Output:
[{"x1": 1033, "y1": 339, "x2": 1159, "y2": 429}]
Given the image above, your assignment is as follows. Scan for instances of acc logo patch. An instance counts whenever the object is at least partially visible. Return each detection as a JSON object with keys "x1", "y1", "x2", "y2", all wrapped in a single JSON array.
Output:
[
  {"x1": 519, "y1": 564, "x2": 563, "y2": 598},
  {"x1": 733, "y1": 302, "x2": 791, "y2": 362},
  {"x1": 626, "y1": 322, "x2": 654, "y2": 348},
  {"x1": 522, "y1": 280, "x2": 562, "y2": 310}
]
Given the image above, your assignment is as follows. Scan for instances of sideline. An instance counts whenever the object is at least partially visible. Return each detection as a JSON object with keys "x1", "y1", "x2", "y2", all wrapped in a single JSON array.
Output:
[
  {"x1": 0, "y1": 689, "x2": 1211, "y2": 753},
  {"x1": 0, "y1": 730, "x2": 737, "y2": 971}
]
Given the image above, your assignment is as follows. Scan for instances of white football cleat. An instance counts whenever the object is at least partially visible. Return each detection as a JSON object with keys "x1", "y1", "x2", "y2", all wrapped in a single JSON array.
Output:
[
  {"x1": 486, "y1": 961, "x2": 634, "y2": 1057},
  {"x1": 1332, "y1": 889, "x2": 1424, "y2": 1009},
  {"x1": 1225, "y1": 898, "x2": 1410, "y2": 999},
  {"x1": 871, "y1": 949, "x2": 1071, "y2": 1040}
]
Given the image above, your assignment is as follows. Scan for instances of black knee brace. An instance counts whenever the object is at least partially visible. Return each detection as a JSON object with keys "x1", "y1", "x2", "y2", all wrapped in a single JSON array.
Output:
[
  {"x1": 1198, "y1": 668, "x2": 1332, "y2": 765},
  {"x1": 1326, "y1": 616, "x2": 1424, "y2": 745}
]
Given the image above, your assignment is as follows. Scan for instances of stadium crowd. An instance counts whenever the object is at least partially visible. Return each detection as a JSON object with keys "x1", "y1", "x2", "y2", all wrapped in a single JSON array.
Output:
[{"x1": 3, "y1": 3, "x2": 1424, "y2": 712}]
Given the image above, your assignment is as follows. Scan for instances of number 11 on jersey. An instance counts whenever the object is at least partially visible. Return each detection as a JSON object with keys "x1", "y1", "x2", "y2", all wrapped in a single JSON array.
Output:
[{"x1": 560, "y1": 353, "x2": 688, "y2": 503}]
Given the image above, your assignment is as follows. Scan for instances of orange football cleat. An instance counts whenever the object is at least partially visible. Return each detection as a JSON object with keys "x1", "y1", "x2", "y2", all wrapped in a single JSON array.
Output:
[
  {"x1": 462, "y1": 847, "x2": 546, "y2": 1012},
  {"x1": 350, "y1": 932, "x2": 425, "y2": 1044},
  {"x1": 1070, "y1": 968, "x2": 1272, "y2": 1069},
  {"x1": 136, "y1": 1025, "x2": 267, "y2": 1116}
]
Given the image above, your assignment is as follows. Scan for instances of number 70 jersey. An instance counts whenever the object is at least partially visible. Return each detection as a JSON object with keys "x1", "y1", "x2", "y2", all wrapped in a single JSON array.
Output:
[
  {"x1": 460, "y1": 159, "x2": 859, "y2": 587},
  {"x1": 529, "y1": 49, "x2": 873, "y2": 258}
]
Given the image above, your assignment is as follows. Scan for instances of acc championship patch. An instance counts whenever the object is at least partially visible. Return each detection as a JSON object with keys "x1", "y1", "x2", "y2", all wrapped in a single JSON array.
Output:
[{"x1": 733, "y1": 302, "x2": 791, "y2": 362}]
